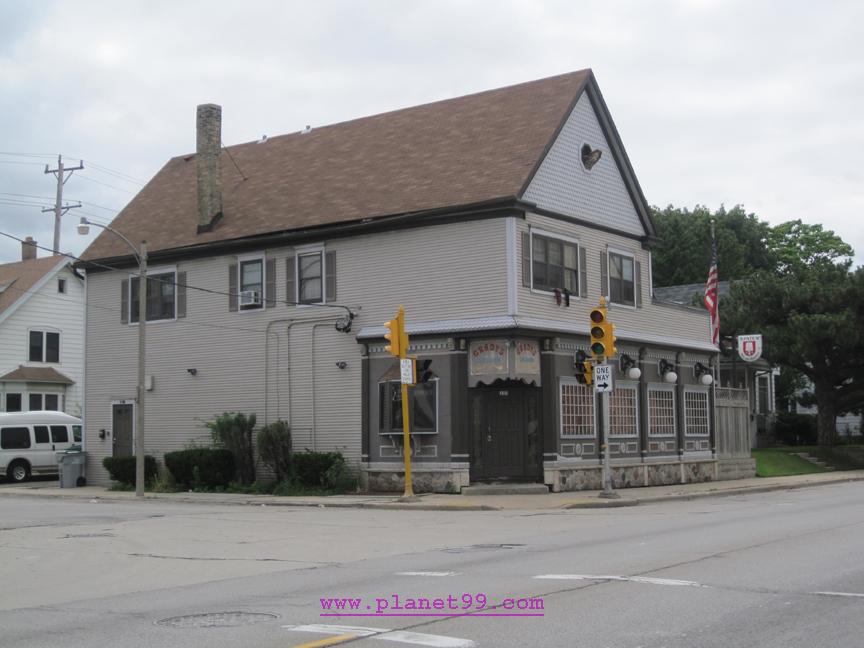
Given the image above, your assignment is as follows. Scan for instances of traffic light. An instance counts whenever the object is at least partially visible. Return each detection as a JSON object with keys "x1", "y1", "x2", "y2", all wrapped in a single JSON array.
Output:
[
  {"x1": 384, "y1": 306, "x2": 408, "y2": 358},
  {"x1": 589, "y1": 297, "x2": 617, "y2": 359},
  {"x1": 415, "y1": 358, "x2": 434, "y2": 383},
  {"x1": 574, "y1": 349, "x2": 593, "y2": 385}
]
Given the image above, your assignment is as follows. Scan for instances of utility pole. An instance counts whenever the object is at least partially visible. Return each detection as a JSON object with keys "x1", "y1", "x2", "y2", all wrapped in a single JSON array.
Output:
[{"x1": 43, "y1": 155, "x2": 83, "y2": 254}]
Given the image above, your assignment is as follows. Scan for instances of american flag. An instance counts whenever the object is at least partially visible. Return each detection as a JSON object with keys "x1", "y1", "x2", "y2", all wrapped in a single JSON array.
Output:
[{"x1": 703, "y1": 230, "x2": 720, "y2": 345}]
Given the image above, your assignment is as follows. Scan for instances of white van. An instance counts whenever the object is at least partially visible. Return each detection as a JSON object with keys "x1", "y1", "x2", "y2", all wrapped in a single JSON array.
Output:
[{"x1": 0, "y1": 411, "x2": 83, "y2": 483}]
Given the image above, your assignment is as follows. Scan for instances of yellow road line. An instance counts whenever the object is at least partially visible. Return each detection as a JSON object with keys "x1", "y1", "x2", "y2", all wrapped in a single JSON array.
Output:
[{"x1": 291, "y1": 633, "x2": 357, "y2": 648}]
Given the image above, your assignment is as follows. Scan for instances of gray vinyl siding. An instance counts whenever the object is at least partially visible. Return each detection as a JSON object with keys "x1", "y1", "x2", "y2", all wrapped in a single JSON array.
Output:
[
  {"x1": 83, "y1": 218, "x2": 508, "y2": 484},
  {"x1": 522, "y1": 92, "x2": 645, "y2": 236},
  {"x1": 517, "y1": 213, "x2": 711, "y2": 345}
]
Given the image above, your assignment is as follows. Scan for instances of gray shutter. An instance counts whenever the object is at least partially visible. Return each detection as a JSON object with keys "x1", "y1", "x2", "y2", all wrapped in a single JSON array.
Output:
[
  {"x1": 228, "y1": 264, "x2": 238, "y2": 312},
  {"x1": 176, "y1": 271, "x2": 187, "y2": 318},
  {"x1": 578, "y1": 245, "x2": 587, "y2": 297},
  {"x1": 635, "y1": 260, "x2": 643, "y2": 308},
  {"x1": 600, "y1": 251, "x2": 608, "y2": 298},
  {"x1": 286, "y1": 255, "x2": 296, "y2": 305},
  {"x1": 120, "y1": 279, "x2": 129, "y2": 324},
  {"x1": 265, "y1": 258, "x2": 276, "y2": 308},
  {"x1": 325, "y1": 251, "x2": 336, "y2": 301},
  {"x1": 521, "y1": 232, "x2": 531, "y2": 287}
]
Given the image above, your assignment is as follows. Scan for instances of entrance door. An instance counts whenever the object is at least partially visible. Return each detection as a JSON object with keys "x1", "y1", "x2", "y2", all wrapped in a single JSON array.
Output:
[
  {"x1": 112, "y1": 403, "x2": 134, "y2": 457},
  {"x1": 470, "y1": 386, "x2": 541, "y2": 481}
]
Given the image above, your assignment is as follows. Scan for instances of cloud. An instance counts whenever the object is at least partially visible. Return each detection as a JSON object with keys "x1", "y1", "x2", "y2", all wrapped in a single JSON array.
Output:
[{"x1": 0, "y1": 0, "x2": 862, "y2": 265}]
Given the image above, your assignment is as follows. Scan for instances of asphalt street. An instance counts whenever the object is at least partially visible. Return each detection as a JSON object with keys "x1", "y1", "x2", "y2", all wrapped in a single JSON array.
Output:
[{"x1": 1, "y1": 483, "x2": 863, "y2": 647}]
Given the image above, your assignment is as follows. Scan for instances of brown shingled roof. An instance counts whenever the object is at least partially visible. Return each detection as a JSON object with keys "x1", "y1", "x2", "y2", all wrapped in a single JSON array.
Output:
[
  {"x1": 82, "y1": 69, "x2": 592, "y2": 261},
  {"x1": 0, "y1": 365, "x2": 74, "y2": 384},
  {"x1": 0, "y1": 256, "x2": 67, "y2": 319}
]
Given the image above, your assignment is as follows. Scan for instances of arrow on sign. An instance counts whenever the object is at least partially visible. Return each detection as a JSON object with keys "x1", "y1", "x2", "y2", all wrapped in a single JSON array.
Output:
[{"x1": 596, "y1": 382, "x2": 609, "y2": 390}]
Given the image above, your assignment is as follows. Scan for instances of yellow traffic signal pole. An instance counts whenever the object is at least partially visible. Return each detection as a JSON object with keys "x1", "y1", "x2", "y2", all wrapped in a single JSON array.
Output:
[
  {"x1": 589, "y1": 297, "x2": 619, "y2": 499},
  {"x1": 384, "y1": 306, "x2": 415, "y2": 500}
]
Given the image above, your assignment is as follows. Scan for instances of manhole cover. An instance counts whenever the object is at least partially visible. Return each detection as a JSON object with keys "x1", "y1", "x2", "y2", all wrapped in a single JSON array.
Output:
[
  {"x1": 443, "y1": 543, "x2": 524, "y2": 553},
  {"x1": 157, "y1": 612, "x2": 278, "y2": 628}
]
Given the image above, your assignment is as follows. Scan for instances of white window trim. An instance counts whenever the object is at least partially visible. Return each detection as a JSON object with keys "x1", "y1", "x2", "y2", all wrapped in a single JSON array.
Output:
[
  {"x1": 295, "y1": 244, "x2": 327, "y2": 306},
  {"x1": 27, "y1": 392, "x2": 63, "y2": 412},
  {"x1": 647, "y1": 384, "x2": 677, "y2": 437},
  {"x1": 529, "y1": 228, "x2": 583, "y2": 299},
  {"x1": 609, "y1": 381, "x2": 640, "y2": 438},
  {"x1": 128, "y1": 264, "x2": 178, "y2": 325},
  {"x1": 236, "y1": 253, "x2": 266, "y2": 313},
  {"x1": 559, "y1": 376, "x2": 596, "y2": 439},
  {"x1": 377, "y1": 378, "x2": 439, "y2": 435},
  {"x1": 26, "y1": 327, "x2": 61, "y2": 364},
  {"x1": 683, "y1": 386, "x2": 711, "y2": 436},
  {"x1": 606, "y1": 246, "x2": 637, "y2": 309},
  {"x1": 57, "y1": 277, "x2": 66, "y2": 294}
]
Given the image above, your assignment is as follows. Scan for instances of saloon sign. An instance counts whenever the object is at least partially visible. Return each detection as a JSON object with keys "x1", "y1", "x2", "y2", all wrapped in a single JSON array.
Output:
[{"x1": 737, "y1": 334, "x2": 763, "y2": 362}]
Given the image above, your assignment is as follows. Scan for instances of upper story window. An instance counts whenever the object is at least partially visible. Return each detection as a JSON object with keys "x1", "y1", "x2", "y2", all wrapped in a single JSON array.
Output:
[
  {"x1": 239, "y1": 258, "x2": 264, "y2": 310},
  {"x1": 130, "y1": 271, "x2": 176, "y2": 322},
  {"x1": 299, "y1": 252, "x2": 323, "y2": 304},
  {"x1": 531, "y1": 233, "x2": 579, "y2": 295},
  {"x1": 29, "y1": 330, "x2": 60, "y2": 363},
  {"x1": 608, "y1": 251, "x2": 635, "y2": 306},
  {"x1": 57, "y1": 278, "x2": 66, "y2": 294}
]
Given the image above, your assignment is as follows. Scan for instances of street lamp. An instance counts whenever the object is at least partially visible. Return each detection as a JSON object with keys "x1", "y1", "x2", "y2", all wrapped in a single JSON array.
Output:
[{"x1": 78, "y1": 217, "x2": 149, "y2": 497}]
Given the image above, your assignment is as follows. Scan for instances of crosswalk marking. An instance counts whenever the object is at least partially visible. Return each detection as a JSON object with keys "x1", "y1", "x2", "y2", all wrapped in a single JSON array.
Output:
[
  {"x1": 534, "y1": 574, "x2": 707, "y2": 587},
  {"x1": 284, "y1": 624, "x2": 476, "y2": 647}
]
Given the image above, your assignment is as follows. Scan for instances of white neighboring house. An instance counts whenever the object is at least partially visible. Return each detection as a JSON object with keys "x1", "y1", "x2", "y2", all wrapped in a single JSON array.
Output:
[{"x1": 0, "y1": 238, "x2": 84, "y2": 417}]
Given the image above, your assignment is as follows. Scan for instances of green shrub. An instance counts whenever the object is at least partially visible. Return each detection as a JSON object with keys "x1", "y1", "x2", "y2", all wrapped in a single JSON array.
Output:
[
  {"x1": 102, "y1": 455, "x2": 158, "y2": 487},
  {"x1": 292, "y1": 451, "x2": 355, "y2": 491},
  {"x1": 257, "y1": 420, "x2": 292, "y2": 482},
  {"x1": 164, "y1": 448, "x2": 235, "y2": 489},
  {"x1": 207, "y1": 412, "x2": 256, "y2": 485},
  {"x1": 773, "y1": 412, "x2": 817, "y2": 446}
]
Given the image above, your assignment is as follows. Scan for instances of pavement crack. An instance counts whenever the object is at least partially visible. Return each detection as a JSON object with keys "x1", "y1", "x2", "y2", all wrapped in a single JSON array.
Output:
[{"x1": 126, "y1": 552, "x2": 338, "y2": 565}]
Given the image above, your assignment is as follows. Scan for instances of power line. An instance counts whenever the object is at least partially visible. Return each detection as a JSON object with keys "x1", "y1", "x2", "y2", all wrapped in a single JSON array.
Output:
[
  {"x1": 0, "y1": 277, "x2": 271, "y2": 335},
  {"x1": 73, "y1": 174, "x2": 137, "y2": 194},
  {"x1": 0, "y1": 151, "x2": 58, "y2": 158},
  {"x1": 0, "y1": 229, "x2": 357, "y2": 318},
  {"x1": 74, "y1": 158, "x2": 146, "y2": 185}
]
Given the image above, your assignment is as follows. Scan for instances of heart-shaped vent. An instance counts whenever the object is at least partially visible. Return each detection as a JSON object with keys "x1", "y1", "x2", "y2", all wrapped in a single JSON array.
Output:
[{"x1": 581, "y1": 144, "x2": 602, "y2": 170}]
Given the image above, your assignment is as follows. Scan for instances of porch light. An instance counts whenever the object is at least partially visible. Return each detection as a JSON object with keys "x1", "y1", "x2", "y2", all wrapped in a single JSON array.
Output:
[
  {"x1": 694, "y1": 361, "x2": 714, "y2": 386},
  {"x1": 659, "y1": 358, "x2": 677, "y2": 384},
  {"x1": 619, "y1": 353, "x2": 641, "y2": 380}
]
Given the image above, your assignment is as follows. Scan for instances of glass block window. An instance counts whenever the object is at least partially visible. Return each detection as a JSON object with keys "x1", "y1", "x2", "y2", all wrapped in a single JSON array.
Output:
[
  {"x1": 685, "y1": 389, "x2": 710, "y2": 436},
  {"x1": 561, "y1": 380, "x2": 595, "y2": 437},
  {"x1": 610, "y1": 384, "x2": 638, "y2": 437},
  {"x1": 648, "y1": 387, "x2": 676, "y2": 436}
]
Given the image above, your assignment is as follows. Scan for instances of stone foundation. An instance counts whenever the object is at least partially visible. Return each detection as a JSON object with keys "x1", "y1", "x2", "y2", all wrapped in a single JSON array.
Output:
[
  {"x1": 362, "y1": 462, "x2": 470, "y2": 494},
  {"x1": 716, "y1": 457, "x2": 757, "y2": 480},
  {"x1": 544, "y1": 458, "x2": 718, "y2": 493}
]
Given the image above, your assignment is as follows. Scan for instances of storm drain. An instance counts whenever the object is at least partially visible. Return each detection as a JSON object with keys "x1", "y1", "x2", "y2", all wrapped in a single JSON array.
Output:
[
  {"x1": 443, "y1": 543, "x2": 525, "y2": 553},
  {"x1": 157, "y1": 612, "x2": 279, "y2": 628}
]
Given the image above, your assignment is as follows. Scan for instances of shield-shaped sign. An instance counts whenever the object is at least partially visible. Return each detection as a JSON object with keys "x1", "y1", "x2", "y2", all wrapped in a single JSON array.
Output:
[{"x1": 737, "y1": 334, "x2": 763, "y2": 362}]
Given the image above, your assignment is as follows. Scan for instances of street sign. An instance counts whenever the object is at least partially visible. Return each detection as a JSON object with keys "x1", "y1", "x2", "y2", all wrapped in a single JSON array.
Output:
[
  {"x1": 737, "y1": 334, "x2": 763, "y2": 362},
  {"x1": 593, "y1": 364, "x2": 612, "y2": 392},
  {"x1": 400, "y1": 358, "x2": 416, "y2": 385}
]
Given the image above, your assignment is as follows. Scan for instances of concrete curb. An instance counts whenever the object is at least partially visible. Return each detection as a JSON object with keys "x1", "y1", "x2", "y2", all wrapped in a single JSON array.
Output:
[{"x1": 2, "y1": 473, "x2": 863, "y2": 511}]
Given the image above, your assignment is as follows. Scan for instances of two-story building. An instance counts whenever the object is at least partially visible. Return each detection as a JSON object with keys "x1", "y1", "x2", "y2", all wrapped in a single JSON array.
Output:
[
  {"x1": 79, "y1": 69, "x2": 722, "y2": 491},
  {"x1": 0, "y1": 238, "x2": 84, "y2": 416}
]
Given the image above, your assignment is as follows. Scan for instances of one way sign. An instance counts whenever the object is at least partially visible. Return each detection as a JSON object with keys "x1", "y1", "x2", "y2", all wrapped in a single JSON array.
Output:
[{"x1": 593, "y1": 364, "x2": 613, "y2": 393}]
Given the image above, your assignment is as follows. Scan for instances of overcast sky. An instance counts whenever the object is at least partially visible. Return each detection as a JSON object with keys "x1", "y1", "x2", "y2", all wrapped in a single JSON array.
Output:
[{"x1": 1, "y1": 0, "x2": 861, "y2": 271}]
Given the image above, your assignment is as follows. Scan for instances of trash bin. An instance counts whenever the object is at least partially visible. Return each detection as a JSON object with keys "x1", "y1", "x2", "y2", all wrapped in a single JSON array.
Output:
[{"x1": 57, "y1": 450, "x2": 87, "y2": 488}]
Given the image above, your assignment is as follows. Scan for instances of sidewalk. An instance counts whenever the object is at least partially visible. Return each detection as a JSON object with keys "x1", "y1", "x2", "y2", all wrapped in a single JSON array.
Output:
[{"x1": 2, "y1": 470, "x2": 864, "y2": 511}]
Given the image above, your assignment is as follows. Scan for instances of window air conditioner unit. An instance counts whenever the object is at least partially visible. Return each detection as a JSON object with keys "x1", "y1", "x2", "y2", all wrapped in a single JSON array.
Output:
[{"x1": 239, "y1": 290, "x2": 261, "y2": 307}]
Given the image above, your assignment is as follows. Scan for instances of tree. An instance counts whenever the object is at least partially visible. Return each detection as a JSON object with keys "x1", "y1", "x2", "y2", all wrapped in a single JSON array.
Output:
[
  {"x1": 724, "y1": 265, "x2": 864, "y2": 445},
  {"x1": 766, "y1": 220, "x2": 853, "y2": 275},
  {"x1": 651, "y1": 204, "x2": 773, "y2": 287}
]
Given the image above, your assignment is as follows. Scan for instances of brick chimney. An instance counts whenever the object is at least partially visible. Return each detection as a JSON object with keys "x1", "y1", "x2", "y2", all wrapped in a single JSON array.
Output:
[
  {"x1": 21, "y1": 236, "x2": 37, "y2": 261},
  {"x1": 196, "y1": 103, "x2": 222, "y2": 233}
]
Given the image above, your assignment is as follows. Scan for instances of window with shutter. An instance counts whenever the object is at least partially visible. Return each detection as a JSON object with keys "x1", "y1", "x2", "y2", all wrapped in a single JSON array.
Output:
[{"x1": 528, "y1": 231, "x2": 580, "y2": 294}]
